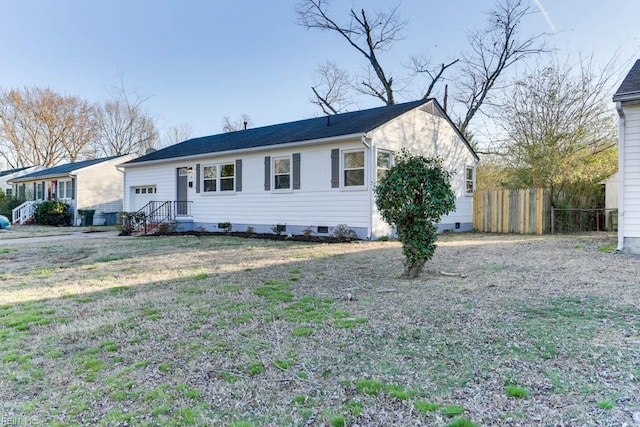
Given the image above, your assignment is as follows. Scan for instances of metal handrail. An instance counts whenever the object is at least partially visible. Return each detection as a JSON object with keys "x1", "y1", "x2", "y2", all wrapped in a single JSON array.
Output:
[{"x1": 132, "y1": 200, "x2": 192, "y2": 234}]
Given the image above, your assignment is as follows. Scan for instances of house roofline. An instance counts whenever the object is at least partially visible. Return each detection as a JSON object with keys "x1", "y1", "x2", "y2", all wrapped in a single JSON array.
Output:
[
  {"x1": 9, "y1": 155, "x2": 132, "y2": 183},
  {"x1": 120, "y1": 132, "x2": 367, "y2": 168},
  {"x1": 613, "y1": 91, "x2": 640, "y2": 102},
  {"x1": 9, "y1": 173, "x2": 75, "y2": 184}
]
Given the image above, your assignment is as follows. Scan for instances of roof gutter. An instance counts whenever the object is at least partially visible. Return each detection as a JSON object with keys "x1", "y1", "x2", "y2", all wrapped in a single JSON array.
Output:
[
  {"x1": 612, "y1": 91, "x2": 640, "y2": 102},
  {"x1": 9, "y1": 173, "x2": 75, "y2": 184},
  {"x1": 616, "y1": 101, "x2": 625, "y2": 252},
  {"x1": 121, "y1": 132, "x2": 367, "y2": 168}
]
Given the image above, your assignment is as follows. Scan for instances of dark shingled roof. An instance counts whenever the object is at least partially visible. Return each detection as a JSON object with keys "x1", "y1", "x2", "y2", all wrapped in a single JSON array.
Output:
[
  {"x1": 125, "y1": 99, "x2": 432, "y2": 165},
  {"x1": 614, "y1": 59, "x2": 640, "y2": 100},
  {"x1": 11, "y1": 156, "x2": 123, "y2": 181},
  {"x1": 0, "y1": 166, "x2": 34, "y2": 178}
]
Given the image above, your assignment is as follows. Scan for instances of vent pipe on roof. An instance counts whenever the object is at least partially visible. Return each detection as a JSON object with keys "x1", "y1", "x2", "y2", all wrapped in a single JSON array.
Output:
[
  {"x1": 326, "y1": 115, "x2": 330, "y2": 126},
  {"x1": 444, "y1": 84, "x2": 448, "y2": 113},
  {"x1": 244, "y1": 121, "x2": 247, "y2": 130}
]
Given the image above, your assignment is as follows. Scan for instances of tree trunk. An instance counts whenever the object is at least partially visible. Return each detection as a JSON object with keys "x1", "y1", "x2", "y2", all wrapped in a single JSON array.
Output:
[{"x1": 403, "y1": 259, "x2": 426, "y2": 279}]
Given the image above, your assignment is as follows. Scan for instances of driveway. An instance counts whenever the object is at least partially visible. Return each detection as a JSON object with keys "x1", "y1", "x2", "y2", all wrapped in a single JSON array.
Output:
[{"x1": 0, "y1": 229, "x2": 125, "y2": 245}]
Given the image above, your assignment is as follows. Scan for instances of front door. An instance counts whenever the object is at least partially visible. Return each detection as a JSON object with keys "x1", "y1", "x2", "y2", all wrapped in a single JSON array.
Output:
[{"x1": 176, "y1": 167, "x2": 188, "y2": 216}]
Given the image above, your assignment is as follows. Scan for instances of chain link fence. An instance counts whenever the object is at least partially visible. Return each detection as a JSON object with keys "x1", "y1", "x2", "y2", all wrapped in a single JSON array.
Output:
[{"x1": 550, "y1": 208, "x2": 617, "y2": 233}]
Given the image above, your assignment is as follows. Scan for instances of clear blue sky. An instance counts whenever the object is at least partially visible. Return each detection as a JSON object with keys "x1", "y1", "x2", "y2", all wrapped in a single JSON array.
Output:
[{"x1": 1, "y1": 0, "x2": 638, "y2": 141}]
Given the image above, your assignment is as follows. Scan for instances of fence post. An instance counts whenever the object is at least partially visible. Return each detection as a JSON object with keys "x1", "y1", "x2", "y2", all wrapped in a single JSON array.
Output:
[{"x1": 550, "y1": 207, "x2": 555, "y2": 234}]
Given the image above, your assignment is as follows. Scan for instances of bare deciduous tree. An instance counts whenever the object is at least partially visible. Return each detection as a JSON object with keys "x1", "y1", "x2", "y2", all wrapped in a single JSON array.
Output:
[
  {"x1": 311, "y1": 61, "x2": 353, "y2": 115},
  {"x1": 297, "y1": 0, "x2": 545, "y2": 137},
  {"x1": 93, "y1": 85, "x2": 158, "y2": 157},
  {"x1": 409, "y1": 55, "x2": 459, "y2": 101},
  {"x1": 160, "y1": 123, "x2": 193, "y2": 148},
  {"x1": 222, "y1": 114, "x2": 253, "y2": 133},
  {"x1": 455, "y1": 0, "x2": 546, "y2": 137},
  {"x1": 296, "y1": 0, "x2": 406, "y2": 107},
  {"x1": 0, "y1": 87, "x2": 96, "y2": 167}
]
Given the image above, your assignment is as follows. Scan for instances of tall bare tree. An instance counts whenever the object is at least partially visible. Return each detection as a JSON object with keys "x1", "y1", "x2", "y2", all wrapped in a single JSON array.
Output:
[
  {"x1": 93, "y1": 85, "x2": 158, "y2": 157},
  {"x1": 297, "y1": 0, "x2": 545, "y2": 137},
  {"x1": 296, "y1": 0, "x2": 407, "y2": 107},
  {"x1": 409, "y1": 55, "x2": 459, "y2": 103},
  {"x1": 455, "y1": 0, "x2": 546, "y2": 137},
  {"x1": 0, "y1": 87, "x2": 96, "y2": 168},
  {"x1": 222, "y1": 114, "x2": 253, "y2": 132}
]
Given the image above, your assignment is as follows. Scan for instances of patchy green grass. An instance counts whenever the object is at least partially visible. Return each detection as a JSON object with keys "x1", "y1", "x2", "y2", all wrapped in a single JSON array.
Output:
[
  {"x1": 506, "y1": 385, "x2": 530, "y2": 398},
  {"x1": 597, "y1": 400, "x2": 615, "y2": 410},
  {"x1": 442, "y1": 404, "x2": 466, "y2": 417},
  {"x1": 597, "y1": 244, "x2": 617, "y2": 253},
  {"x1": 0, "y1": 232, "x2": 636, "y2": 425},
  {"x1": 354, "y1": 379, "x2": 384, "y2": 396}
]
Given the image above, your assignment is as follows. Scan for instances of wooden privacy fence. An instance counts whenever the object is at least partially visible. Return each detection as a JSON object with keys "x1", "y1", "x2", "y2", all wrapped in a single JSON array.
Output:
[{"x1": 473, "y1": 188, "x2": 551, "y2": 234}]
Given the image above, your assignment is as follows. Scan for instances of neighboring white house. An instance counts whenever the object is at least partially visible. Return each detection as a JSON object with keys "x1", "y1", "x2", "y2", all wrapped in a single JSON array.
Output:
[
  {"x1": 9, "y1": 155, "x2": 134, "y2": 226},
  {"x1": 120, "y1": 99, "x2": 479, "y2": 239},
  {"x1": 613, "y1": 59, "x2": 640, "y2": 253},
  {"x1": 0, "y1": 166, "x2": 45, "y2": 196}
]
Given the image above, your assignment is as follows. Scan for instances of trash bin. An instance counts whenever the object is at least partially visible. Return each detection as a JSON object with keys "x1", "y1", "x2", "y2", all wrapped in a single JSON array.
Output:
[
  {"x1": 105, "y1": 212, "x2": 118, "y2": 226},
  {"x1": 78, "y1": 209, "x2": 95, "y2": 226}
]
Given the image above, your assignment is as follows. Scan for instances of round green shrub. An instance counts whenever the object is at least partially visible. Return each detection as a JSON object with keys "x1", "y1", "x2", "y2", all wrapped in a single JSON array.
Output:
[{"x1": 34, "y1": 200, "x2": 71, "y2": 226}]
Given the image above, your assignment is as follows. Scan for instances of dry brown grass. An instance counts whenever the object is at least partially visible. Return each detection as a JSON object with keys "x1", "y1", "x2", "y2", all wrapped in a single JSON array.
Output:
[{"x1": 0, "y1": 232, "x2": 639, "y2": 426}]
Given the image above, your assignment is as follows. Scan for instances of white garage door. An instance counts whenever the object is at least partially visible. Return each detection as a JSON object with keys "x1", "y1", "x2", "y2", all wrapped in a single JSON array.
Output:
[{"x1": 130, "y1": 186, "x2": 157, "y2": 212}]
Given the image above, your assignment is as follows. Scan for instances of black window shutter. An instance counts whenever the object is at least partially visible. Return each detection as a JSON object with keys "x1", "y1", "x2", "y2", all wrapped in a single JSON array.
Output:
[
  {"x1": 71, "y1": 178, "x2": 76, "y2": 200},
  {"x1": 292, "y1": 153, "x2": 301, "y2": 190},
  {"x1": 264, "y1": 156, "x2": 271, "y2": 190},
  {"x1": 331, "y1": 149, "x2": 339, "y2": 188},
  {"x1": 33, "y1": 182, "x2": 36, "y2": 199},
  {"x1": 196, "y1": 164, "x2": 201, "y2": 193},
  {"x1": 235, "y1": 159, "x2": 242, "y2": 192}
]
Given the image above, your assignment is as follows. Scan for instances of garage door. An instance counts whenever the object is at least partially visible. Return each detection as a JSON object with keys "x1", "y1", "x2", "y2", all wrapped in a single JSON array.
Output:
[{"x1": 130, "y1": 186, "x2": 157, "y2": 212}]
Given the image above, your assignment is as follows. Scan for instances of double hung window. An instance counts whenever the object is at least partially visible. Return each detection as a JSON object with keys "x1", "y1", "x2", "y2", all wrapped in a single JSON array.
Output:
[
  {"x1": 203, "y1": 163, "x2": 235, "y2": 193},
  {"x1": 273, "y1": 157, "x2": 291, "y2": 190},
  {"x1": 57, "y1": 180, "x2": 73, "y2": 199},
  {"x1": 343, "y1": 150, "x2": 365, "y2": 187},
  {"x1": 376, "y1": 150, "x2": 393, "y2": 181},
  {"x1": 465, "y1": 166, "x2": 474, "y2": 194}
]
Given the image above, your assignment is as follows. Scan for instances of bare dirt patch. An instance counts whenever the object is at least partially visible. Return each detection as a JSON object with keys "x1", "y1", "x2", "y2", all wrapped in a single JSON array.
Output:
[{"x1": 0, "y1": 232, "x2": 639, "y2": 426}]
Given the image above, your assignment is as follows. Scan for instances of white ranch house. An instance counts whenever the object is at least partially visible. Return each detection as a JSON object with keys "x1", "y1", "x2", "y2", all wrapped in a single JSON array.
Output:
[
  {"x1": 10, "y1": 155, "x2": 133, "y2": 226},
  {"x1": 614, "y1": 59, "x2": 640, "y2": 253},
  {"x1": 121, "y1": 99, "x2": 479, "y2": 239}
]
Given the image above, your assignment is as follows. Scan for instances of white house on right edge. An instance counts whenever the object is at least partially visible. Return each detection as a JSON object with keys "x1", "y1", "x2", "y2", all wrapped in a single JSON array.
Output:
[{"x1": 613, "y1": 59, "x2": 640, "y2": 253}]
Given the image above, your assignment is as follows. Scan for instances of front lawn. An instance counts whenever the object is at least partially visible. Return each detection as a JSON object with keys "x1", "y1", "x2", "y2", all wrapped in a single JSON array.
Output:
[{"x1": 0, "y1": 233, "x2": 638, "y2": 426}]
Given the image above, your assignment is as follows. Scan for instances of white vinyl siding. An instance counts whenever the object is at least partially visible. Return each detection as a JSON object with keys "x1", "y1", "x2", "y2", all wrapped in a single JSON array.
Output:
[
  {"x1": 368, "y1": 105, "x2": 478, "y2": 237},
  {"x1": 622, "y1": 106, "x2": 640, "y2": 237},
  {"x1": 75, "y1": 155, "x2": 133, "y2": 225},
  {"x1": 122, "y1": 101, "x2": 478, "y2": 238},
  {"x1": 123, "y1": 141, "x2": 371, "y2": 231}
]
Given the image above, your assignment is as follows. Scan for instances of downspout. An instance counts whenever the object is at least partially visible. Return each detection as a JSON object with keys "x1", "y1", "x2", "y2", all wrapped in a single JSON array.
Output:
[
  {"x1": 115, "y1": 164, "x2": 127, "y2": 212},
  {"x1": 615, "y1": 102, "x2": 625, "y2": 252},
  {"x1": 70, "y1": 174, "x2": 78, "y2": 226},
  {"x1": 362, "y1": 134, "x2": 373, "y2": 240}
]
